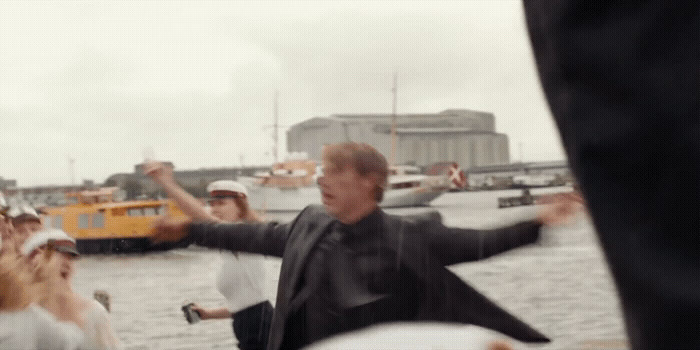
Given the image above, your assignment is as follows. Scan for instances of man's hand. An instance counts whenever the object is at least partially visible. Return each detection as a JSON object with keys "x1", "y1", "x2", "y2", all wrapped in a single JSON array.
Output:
[
  {"x1": 536, "y1": 191, "x2": 586, "y2": 226},
  {"x1": 150, "y1": 216, "x2": 191, "y2": 243}
]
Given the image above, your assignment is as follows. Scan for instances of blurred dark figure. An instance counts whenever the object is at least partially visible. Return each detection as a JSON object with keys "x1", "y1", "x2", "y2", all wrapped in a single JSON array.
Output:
[{"x1": 523, "y1": 2, "x2": 699, "y2": 349}]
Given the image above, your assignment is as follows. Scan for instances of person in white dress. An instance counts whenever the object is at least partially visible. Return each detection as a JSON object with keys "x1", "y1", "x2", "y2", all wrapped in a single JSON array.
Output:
[
  {"x1": 0, "y1": 239, "x2": 84, "y2": 350},
  {"x1": 22, "y1": 229, "x2": 121, "y2": 350},
  {"x1": 144, "y1": 162, "x2": 273, "y2": 350}
]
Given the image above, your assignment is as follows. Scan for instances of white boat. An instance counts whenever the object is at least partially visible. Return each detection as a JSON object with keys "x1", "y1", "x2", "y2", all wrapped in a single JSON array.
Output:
[
  {"x1": 382, "y1": 173, "x2": 448, "y2": 207},
  {"x1": 239, "y1": 161, "x2": 448, "y2": 212}
]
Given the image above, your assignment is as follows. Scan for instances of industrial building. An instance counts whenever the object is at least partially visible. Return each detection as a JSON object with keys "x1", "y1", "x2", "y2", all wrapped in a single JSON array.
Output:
[
  {"x1": 0, "y1": 176, "x2": 17, "y2": 191},
  {"x1": 286, "y1": 109, "x2": 509, "y2": 169},
  {"x1": 104, "y1": 163, "x2": 270, "y2": 199}
]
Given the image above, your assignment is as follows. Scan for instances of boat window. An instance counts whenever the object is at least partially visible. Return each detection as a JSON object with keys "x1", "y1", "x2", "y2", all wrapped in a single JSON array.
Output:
[
  {"x1": 390, "y1": 181, "x2": 420, "y2": 189},
  {"x1": 92, "y1": 213, "x2": 105, "y2": 228},
  {"x1": 128, "y1": 208, "x2": 143, "y2": 216},
  {"x1": 52, "y1": 215, "x2": 63, "y2": 229},
  {"x1": 143, "y1": 207, "x2": 157, "y2": 216},
  {"x1": 78, "y1": 214, "x2": 90, "y2": 229}
]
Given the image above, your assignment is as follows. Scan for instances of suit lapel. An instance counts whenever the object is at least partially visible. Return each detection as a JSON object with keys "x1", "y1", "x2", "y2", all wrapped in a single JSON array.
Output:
[
  {"x1": 269, "y1": 207, "x2": 334, "y2": 350},
  {"x1": 283, "y1": 208, "x2": 334, "y2": 309}
]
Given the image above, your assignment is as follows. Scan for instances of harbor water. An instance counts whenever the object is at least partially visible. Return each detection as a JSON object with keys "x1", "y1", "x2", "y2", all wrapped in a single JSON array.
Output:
[{"x1": 72, "y1": 187, "x2": 628, "y2": 349}]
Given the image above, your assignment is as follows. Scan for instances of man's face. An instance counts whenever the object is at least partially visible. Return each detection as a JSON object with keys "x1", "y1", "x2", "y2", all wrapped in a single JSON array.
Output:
[
  {"x1": 12, "y1": 219, "x2": 43, "y2": 247},
  {"x1": 208, "y1": 197, "x2": 242, "y2": 222},
  {"x1": 30, "y1": 249, "x2": 77, "y2": 281},
  {"x1": 317, "y1": 159, "x2": 374, "y2": 219},
  {"x1": 57, "y1": 251, "x2": 77, "y2": 280}
]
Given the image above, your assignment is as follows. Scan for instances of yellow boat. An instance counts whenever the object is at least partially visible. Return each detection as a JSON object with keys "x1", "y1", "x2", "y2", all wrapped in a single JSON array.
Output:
[{"x1": 42, "y1": 187, "x2": 186, "y2": 254}]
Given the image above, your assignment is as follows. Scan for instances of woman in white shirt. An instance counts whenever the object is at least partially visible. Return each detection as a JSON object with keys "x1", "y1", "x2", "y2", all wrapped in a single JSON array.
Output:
[{"x1": 145, "y1": 162, "x2": 273, "y2": 350}]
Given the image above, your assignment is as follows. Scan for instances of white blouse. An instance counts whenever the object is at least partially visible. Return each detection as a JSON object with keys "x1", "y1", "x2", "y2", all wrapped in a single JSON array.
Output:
[{"x1": 216, "y1": 252, "x2": 267, "y2": 313}]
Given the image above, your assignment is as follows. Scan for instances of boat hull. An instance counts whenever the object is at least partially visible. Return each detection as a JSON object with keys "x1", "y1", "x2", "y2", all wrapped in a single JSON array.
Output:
[
  {"x1": 381, "y1": 187, "x2": 445, "y2": 208},
  {"x1": 246, "y1": 185, "x2": 444, "y2": 211},
  {"x1": 247, "y1": 186, "x2": 322, "y2": 212}
]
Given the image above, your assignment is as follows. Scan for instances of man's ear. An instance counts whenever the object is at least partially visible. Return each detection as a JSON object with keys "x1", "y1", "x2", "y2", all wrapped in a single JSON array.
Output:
[
  {"x1": 360, "y1": 176, "x2": 375, "y2": 190},
  {"x1": 363, "y1": 173, "x2": 383, "y2": 192}
]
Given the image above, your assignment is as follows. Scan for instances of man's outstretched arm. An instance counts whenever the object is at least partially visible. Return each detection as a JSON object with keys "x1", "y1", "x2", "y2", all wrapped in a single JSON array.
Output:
[
  {"x1": 150, "y1": 217, "x2": 288, "y2": 257},
  {"x1": 430, "y1": 192, "x2": 583, "y2": 265}
]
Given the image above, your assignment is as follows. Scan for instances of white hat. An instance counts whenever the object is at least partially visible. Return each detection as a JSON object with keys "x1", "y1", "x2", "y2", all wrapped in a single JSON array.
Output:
[
  {"x1": 22, "y1": 228, "x2": 80, "y2": 256},
  {"x1": 206, "y1": 180, "x2": 248, "y2": 198},
  {"x1": 8, "y1": 204, "x2": 41, "y2": 222},
  {"x1": 0, "y1": 192, "x2": 8, "y2": 215}
]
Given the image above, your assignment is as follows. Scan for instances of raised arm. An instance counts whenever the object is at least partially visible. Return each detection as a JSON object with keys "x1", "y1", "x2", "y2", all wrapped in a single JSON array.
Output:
[{"x1": 142, "y1": 161, "x2": 220, "y2": 222}]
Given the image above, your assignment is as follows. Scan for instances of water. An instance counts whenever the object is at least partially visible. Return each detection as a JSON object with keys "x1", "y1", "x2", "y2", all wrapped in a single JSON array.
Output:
[{"x1": 73, "y1": 187, "x2": 628, "y2": 349}]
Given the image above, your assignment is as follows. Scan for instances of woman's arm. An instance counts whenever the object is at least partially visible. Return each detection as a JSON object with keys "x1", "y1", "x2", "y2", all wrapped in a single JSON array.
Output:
[
  {"x1": 142, "y1": 161, "x2": 220, "y2": 222},
  {"x1": 190, "y1": 304, "x2": 231, "y2": 320}
]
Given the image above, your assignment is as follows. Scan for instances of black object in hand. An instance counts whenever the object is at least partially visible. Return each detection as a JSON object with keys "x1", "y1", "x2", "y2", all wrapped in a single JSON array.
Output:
[{"x1": 181, "y1": 303, "x2": 201, "y2": 324}]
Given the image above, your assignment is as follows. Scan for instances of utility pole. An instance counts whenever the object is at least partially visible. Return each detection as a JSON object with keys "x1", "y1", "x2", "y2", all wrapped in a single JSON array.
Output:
[{"x1": 390, "y1": 72, "x2": 398, "y2": 167}]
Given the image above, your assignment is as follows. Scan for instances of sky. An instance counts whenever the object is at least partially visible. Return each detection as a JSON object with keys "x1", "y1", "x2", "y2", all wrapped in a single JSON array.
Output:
[{"x1": 0, "y1": 0, "x2": 564, "y2": 187}]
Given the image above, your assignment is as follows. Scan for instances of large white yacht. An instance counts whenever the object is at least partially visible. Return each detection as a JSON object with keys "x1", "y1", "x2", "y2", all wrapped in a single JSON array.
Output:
[{"x1": 240, "y1": 160, "x2": 448, "y2": 212}]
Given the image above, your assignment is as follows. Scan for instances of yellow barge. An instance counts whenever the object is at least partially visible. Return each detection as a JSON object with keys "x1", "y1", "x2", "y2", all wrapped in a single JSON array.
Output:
[{"x1": 43, "y1": 187, "x2": 186, "y2": 254}]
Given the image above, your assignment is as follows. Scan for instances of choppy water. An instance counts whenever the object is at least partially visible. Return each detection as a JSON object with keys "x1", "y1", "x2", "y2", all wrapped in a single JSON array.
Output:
[{"x1": 73, "y1": 187, "x2": 628, "y2": 349}]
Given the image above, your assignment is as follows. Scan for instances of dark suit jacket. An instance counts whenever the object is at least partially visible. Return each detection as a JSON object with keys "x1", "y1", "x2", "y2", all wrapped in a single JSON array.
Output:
[
  {"x1": 186, "y1": 205, "x2": 549, "y2": 350},
  {"x1": 523, "y1": 2, "x2": 700, "y2": 349}
]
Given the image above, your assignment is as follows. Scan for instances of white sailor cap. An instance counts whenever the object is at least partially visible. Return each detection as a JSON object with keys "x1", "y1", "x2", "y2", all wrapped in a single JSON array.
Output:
[
  {"x1": 8, "y1": 204, "x2": 41, "y2": 223},
  {"x1": 22, "y1": 228, "x2": 80, "y2": 257},
  {"x1": 206, "y1": 180, "x2": 248, "y2": 198}
]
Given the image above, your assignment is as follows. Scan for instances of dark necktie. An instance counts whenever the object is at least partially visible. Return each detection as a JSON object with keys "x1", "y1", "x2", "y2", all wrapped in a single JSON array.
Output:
[{"x1": 289, "y1": 221, "x2": 347, "y2": 312}]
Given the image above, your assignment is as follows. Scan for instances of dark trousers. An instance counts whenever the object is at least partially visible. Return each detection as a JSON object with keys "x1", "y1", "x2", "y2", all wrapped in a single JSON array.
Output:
[
  {"x1": 232, "y1": 301, "x2": 273, "y2": 350},
  {"x1": 523, "y1": 1, "x2": 700, "y2": 349}
]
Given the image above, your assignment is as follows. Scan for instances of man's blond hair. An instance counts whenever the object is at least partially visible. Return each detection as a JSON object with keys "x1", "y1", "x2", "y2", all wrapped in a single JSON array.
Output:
[{"x1": 322, "y1": 142, "x2": 388, "y2": 202}]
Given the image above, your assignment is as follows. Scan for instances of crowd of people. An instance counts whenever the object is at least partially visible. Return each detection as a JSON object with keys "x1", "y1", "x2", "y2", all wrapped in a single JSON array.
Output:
[
  {"x1": 0, "y1": 193, "x2": 120, "y2": 350},
  {"x1": 0, "y1": 143, "x2": 582, "y2": 350}
]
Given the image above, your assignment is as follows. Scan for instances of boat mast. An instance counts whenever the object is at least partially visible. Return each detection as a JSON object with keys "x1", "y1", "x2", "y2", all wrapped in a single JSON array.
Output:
[
  {"x1": 390, "y1": 72, "x2": 398, "y2": 168},
  {"x1": 273, "y1": 90, "x2": 279, "y2": 164}
]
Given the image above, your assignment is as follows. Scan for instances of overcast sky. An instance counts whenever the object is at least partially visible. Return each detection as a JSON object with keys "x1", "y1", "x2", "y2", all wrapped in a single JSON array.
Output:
[{"x1": 0, "y1": 0, "x2": 564, "y2": 187}]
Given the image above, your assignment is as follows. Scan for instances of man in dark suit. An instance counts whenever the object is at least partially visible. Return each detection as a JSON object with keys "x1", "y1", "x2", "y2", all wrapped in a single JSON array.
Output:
[
  {"x1": 152, "y1": 142, "x2": 580, "y2": 350},
  {"x1": 523, "y1": 2, "x2": 699, "y2": 349}
]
